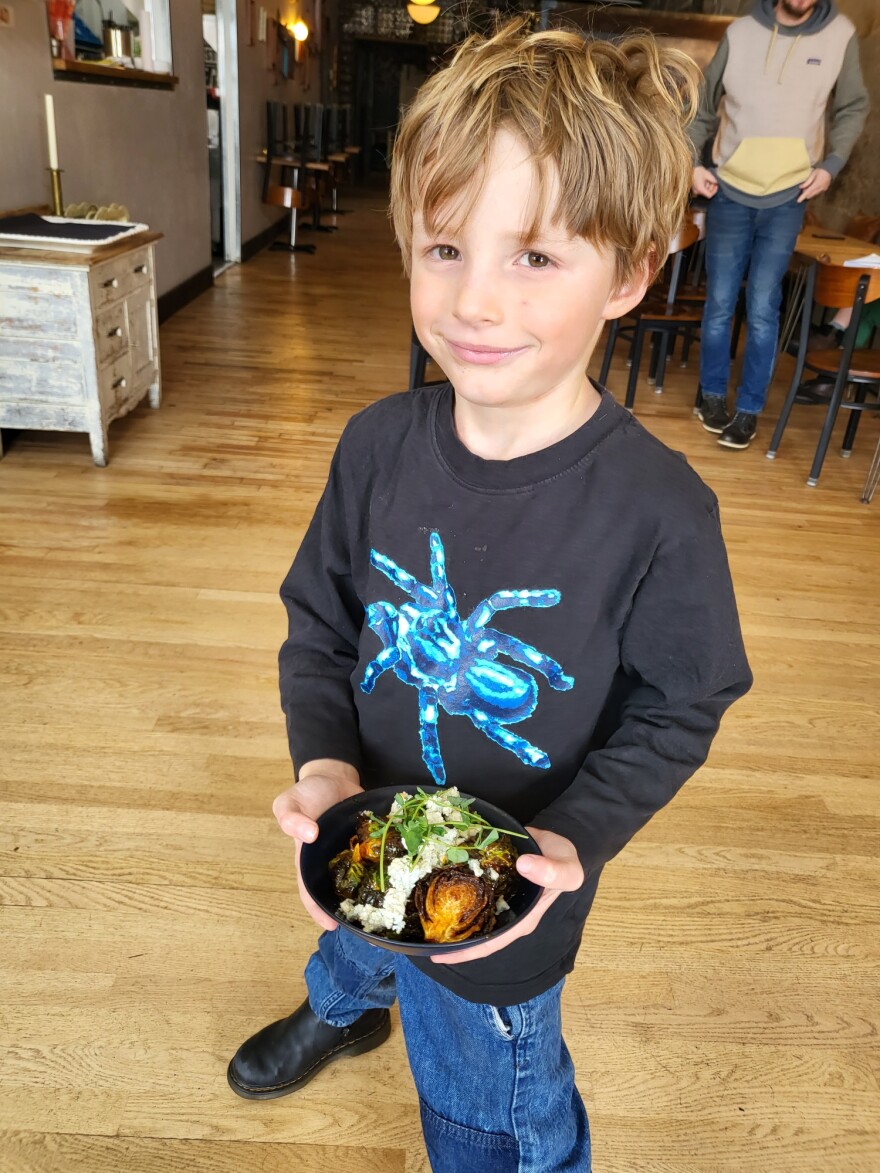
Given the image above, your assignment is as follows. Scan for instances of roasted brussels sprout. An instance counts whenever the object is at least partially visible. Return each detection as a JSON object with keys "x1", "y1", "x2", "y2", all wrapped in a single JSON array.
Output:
[
  {"x1": 480, "y1": 834, "x2": 518, "y2": 896},
  {"x1": 329, "y1": 849, "x2": 367, "y2": 901},
  {"x1": 353, "y1": 812, "x2": 406, "y2": 863},
  {"x1": 414, "y1": 865, "x2": 497, "y2": 943},
  {"x1": 353, "y1": 865, "x2": 386, "y2": 908}
]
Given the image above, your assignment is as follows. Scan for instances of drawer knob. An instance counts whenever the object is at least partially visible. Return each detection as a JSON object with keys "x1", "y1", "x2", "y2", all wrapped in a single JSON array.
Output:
[
  {"x1": 103, "y1": 277, "x2": 119, "y2": 289},
  {"x1": 108, "y1": 326, "x2": 123, "y2": 338},
  {"x1": 134, "y1": 264, "x2": 148, "y2": 275},
  {"x1": 113, "y1": 376, "x2": 127, "y2": 390}
]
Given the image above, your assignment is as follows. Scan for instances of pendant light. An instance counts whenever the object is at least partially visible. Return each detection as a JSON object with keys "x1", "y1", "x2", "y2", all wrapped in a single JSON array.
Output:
[{"x1": 407, "y1": 2, "x2": 440, "y2": 23}]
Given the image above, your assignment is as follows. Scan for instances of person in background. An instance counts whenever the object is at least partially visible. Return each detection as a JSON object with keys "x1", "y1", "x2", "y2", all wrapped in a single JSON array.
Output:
[{"x1": 690, "y1": 0, "x2": 869, "y2": 450}]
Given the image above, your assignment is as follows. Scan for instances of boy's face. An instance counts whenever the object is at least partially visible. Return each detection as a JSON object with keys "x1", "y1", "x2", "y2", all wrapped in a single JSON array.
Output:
[{"x1": 409, "y1": 129, "x2": 647, "y2": 414}]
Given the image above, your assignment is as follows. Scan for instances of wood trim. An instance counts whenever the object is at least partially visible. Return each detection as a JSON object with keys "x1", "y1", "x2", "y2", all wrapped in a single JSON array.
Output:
[
  {"x1": 53, "y1": 60, "x2": 179, "y2": 89},
  {"x1": 241, "y1": 217, "x2": 288, "y2": 263},
  {"x1": 0, "y1": 232, "x2": 163, "y2": 269},
  {"x1": 557, "y1": 6, "x2": 734, "y2": 43},
  {"x1": 157, "y1": 264, "x2": 213, "y2": 324}
]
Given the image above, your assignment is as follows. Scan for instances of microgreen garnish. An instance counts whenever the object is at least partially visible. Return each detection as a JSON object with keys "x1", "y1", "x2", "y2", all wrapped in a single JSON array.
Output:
[{"x1": 372, "y1": 789, "x2": 526, "y2": 891}]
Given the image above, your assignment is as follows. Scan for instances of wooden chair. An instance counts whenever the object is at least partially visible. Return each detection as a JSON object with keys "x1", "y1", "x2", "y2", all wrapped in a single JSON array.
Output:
[
  {"x1": 767, "y1": 260, "x2": 880, "y2": 487},
  {"x1": 263, "y1": 101, "x2": 315, "y2": 255},
  {"x1": 598, "y1": 220, "x2": 703, "y2": 408}
]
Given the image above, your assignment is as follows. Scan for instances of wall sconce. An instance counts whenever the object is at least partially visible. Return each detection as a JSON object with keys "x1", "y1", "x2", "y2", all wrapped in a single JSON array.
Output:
[
  {"x1": 407, "y1": 3, "x2": 440, "y2": 23},
  {"x1": 291, "y1": 17, "x2": 309, "y2": 62}
]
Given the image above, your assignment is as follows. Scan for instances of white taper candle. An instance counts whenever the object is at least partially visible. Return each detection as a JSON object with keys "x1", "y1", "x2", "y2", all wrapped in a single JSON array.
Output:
[{"x1": 45, "y1": 94, "x2": 59, "y2": 171}]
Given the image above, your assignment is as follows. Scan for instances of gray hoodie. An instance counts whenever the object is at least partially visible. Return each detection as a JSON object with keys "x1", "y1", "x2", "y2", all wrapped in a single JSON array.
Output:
[{"x1": 688, "y1": 0, "x2": 869, "y2": 208}]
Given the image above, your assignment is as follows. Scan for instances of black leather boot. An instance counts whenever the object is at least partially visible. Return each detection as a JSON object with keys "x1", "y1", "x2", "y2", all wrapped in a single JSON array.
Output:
[{"x1": 227, "y1": 999, "x2": 391, "y2": 1100}]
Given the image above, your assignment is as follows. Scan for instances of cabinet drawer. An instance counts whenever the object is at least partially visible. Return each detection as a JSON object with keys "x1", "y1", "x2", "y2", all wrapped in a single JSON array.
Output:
[
  {"x1": 90, "y1": 246, "x2": 152, "y2": 310},
  {"x1": 99, "y1": 353, "x2": 132, "y2": 409},
  {"x1": 94, "y1": 303, "x2": 130, "y2": 367}
]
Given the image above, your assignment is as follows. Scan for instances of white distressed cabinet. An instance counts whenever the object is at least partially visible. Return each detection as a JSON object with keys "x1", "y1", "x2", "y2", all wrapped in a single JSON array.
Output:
[{"x1": 0, "y1": 233, "x2": 162, "y2": 465}]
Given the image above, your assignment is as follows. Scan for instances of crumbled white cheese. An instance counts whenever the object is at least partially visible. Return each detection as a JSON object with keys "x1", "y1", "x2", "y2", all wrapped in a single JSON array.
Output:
[
  {"x1": 339, "y1": 788, "x2": 506, "y2": 935},
  {"x1": 496, "y1": 896, "x2": 510, "y2": 914}
]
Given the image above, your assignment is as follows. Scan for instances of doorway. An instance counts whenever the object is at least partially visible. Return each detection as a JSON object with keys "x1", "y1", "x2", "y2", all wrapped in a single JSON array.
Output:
[{"x1": 202, "y1": 0, "x2": 241, "y2": 274}]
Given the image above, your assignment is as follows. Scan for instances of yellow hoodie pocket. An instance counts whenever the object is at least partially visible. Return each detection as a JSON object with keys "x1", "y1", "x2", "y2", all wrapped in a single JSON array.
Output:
[{"x1": 718, "y1": 137, "x2": 812, "y2": 197}]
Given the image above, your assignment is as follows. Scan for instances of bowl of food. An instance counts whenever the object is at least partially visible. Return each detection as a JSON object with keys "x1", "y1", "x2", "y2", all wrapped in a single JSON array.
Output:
[{"x1": 298, "y1": 785, "x2": 543, "y2": 955}]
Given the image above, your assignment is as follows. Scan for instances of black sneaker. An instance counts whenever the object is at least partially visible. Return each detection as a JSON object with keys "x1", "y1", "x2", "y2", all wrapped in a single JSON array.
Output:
[
  {"x1": 718, "y1": 412, "x2": 757, "y2": 449},
  {"x1": 697, "y1": 395, "x2": 731, "y2": 434}
]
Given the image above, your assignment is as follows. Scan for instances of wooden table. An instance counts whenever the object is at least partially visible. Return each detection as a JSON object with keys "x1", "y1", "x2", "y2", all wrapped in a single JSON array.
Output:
[
  {"x1": 779, "y1": 227, "x2": 880, "y2": 354},
  {"x1": 795, "y1": 225, "x2": 878, "y2": 266},
  {"x1": 0, "y1": 231, "x2": 162, "y2": 465}
]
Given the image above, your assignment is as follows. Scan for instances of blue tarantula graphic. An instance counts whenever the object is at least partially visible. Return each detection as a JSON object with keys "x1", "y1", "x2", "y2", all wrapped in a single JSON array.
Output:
[{"x1": 359, "y1": 531, "x2": 574, "y2": 785}]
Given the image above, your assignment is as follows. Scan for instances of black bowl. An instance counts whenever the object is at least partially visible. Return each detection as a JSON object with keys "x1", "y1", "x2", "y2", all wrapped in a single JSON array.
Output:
[{"x1": 299, "y1": 784, "x2": 543, "y2": 956}]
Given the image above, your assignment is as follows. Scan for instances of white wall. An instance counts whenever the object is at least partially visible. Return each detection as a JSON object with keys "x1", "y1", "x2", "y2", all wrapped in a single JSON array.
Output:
[
  {"x1": 236, "y1": 0, "x2": 326, "y2": 246},
  {"x1": 0, "y1": 0, "x2": 332, "y2": 299},
  {"x1": 0, "y1": 0, "x2": 211, "y2": 297}
]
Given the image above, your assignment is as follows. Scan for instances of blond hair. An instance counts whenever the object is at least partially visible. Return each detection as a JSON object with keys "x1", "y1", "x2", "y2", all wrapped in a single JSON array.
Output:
[{"x1": 390, "y1": 19, "x2": 700, "y2": 288}]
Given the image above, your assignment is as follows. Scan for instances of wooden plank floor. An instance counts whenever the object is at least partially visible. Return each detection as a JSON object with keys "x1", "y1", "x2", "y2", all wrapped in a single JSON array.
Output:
[{"x1": 1, "y1": 188, "x2": 878, "y2": 1173}]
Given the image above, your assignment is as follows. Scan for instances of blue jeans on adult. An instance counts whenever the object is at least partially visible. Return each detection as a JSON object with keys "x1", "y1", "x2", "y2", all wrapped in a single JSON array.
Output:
[
  {"x1": 306, "y1": 928, "x2": 591, "y2": 1172},
  {"x1": 700, "y1": 188, "x2": 806, "y2": 415}
]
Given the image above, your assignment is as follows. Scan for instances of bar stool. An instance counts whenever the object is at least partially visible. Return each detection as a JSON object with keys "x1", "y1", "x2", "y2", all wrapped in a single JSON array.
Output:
[
  {"x1": 263, "y1": 100, "x2": 315, "y2": 255},
  {"x1": 293, "y1": 103, "x2": 336, "y2": 234},
  {"x1": 767, "y1": 260, "x2": 880, "y2": 487}
]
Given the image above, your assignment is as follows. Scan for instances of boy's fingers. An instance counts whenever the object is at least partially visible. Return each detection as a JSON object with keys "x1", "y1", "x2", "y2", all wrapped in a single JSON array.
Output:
[
  {"x1": 517, "y1": 853, "x2": 582, "y2": 892},
  {"x1": 277, "y1": 810, "x2": 319, "y2": 842}
]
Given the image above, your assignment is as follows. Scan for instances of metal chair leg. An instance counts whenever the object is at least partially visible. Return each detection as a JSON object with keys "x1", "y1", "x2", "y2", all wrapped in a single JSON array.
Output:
[
  {"x1": 647, "y1": 334, "x2": 660, "y2": 385},
  {"x1": 840, "y1": 385, "x2": 864, "y2": 457},
  {"x1": 654, "y1": 330, "x2": 670, "y2": 395},
  {"x1": 625, "y1": 323, "x2": 646, "y2": 410},
  {"x1": 767, "y1": 262, "x2": 816, "y2": 459},
  {"x1": 861, "y1": 432, "x2": 880, "y2": 504},
  {"x1": 409, "y1": 327, "x2": 428, "y2": 390},
  {"x1": 680, "y1": 326, "x2": 694, "y2": 368},
  {"x1": 599, "y1": 319, "x2": 618, "y2": 387},
  {"x1": 807, "y1": 372, "x2": 849, "y2": 487}
]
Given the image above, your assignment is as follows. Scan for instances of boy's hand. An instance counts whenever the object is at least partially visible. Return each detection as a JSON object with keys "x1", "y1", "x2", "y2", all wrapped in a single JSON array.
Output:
[
  {"x1": 692, "y1": 166, "x2": 718, "y2": 199},
  {"x1": 797, "y1": 167, "x2": 832, "y2": 203},
  {"x1": 273, "y1": 760, "x2": 363, "y2": 933},
  {"x1": 429, "y1": 828, "x2": 584, "y2": 965}
]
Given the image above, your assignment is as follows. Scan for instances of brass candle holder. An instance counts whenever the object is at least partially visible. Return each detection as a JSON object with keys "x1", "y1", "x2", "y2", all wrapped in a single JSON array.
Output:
[{"x1": 49, "y1": 168, "x2": 65, "y2": 217}]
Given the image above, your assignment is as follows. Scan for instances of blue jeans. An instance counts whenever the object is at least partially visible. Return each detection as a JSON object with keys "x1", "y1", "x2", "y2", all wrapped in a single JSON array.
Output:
[
  {"x1": 306, "y1": 929, "x2": 591, "y2": 1172},
  {"x1": 700, "y1": 189, "x2": 806, "y2": 415}
]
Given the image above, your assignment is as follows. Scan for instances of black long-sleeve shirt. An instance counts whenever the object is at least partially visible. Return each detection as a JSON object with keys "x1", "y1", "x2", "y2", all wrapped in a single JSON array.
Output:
[{"x1": 279, "y1": 385, "x2": 752, "y2": 1005}]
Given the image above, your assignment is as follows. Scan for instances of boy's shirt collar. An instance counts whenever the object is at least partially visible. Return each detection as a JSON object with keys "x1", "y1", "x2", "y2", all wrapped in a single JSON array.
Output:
[{"x1": 431, "y1": 383, "x2": 628, "y2": 493}]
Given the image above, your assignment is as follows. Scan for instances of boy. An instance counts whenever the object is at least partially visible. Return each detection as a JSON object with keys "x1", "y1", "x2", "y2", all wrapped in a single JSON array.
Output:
[{"x1": 228, "y1": 21, "x2": 753, "y2": 1172}]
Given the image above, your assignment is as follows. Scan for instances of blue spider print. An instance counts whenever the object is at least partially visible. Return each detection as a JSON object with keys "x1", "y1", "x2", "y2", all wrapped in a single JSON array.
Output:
[{"x1": 359, "y1": 531, "x2": 574, "y2": 785}]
